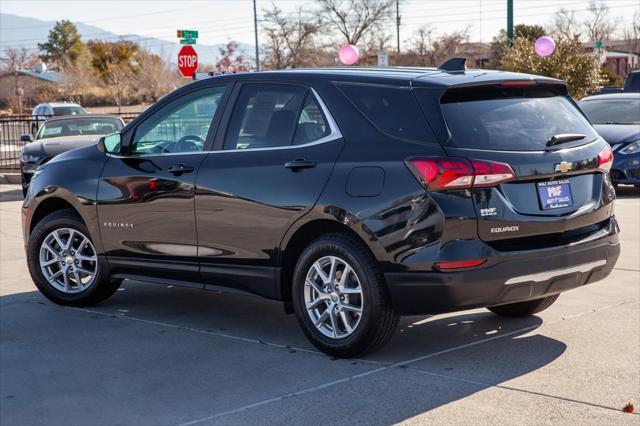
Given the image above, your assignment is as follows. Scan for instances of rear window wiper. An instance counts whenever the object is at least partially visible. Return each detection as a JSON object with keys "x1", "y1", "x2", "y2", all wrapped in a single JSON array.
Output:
[{"x1": 546, "y1": 133, "x2": 586, "y2": 147}]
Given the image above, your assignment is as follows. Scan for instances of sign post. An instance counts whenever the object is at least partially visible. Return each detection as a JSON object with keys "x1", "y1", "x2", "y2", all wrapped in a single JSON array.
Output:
[{"x1": 177, "y1": 45, "x2": 198, "y2": 78}]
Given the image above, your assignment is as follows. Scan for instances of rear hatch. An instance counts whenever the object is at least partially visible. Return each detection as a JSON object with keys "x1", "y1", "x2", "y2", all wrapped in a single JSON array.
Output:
[{"x1": 431, "y1": 83, "x2": 615, "y2": 250}]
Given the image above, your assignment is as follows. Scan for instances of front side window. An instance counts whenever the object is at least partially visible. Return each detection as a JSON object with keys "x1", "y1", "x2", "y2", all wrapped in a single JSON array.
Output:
[
  {"x1": 131, "y1": 86, "x2": 227, "y2": 155},
  {"x1": 224, "y1": 84, "x2": 306, "y2": 150}
]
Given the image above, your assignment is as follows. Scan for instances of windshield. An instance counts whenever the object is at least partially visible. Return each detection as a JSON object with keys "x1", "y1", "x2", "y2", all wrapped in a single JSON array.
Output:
[
  {"x1": 579, "y1": 98, "x2": 640, "y2": 125},
  {"x1": 37, "y1": 118, "x2": 123, "y2": 139},
  {"x1": 439, "y1": 86, "x2": 598, "y2": 151},
  {"x1": 52, "y1": 106, "x2": 86, "y2": 116}
]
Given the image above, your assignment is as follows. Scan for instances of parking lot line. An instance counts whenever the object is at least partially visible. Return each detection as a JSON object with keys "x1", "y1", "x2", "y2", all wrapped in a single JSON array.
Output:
[
  {"x1": 177, "y1": 297, "x2": 637, "y2": 426},
  {"x1": 66, "y1": 305, "x2": 387, "y2": 365},
  {"x1": 405, "y1": 367, "x2": 639, "y2": 416}
]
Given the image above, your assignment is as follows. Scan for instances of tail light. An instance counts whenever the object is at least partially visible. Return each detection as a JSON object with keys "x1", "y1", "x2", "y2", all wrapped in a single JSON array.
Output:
[
  {"x1": 406, "y1": 158, "x2": 516, "y2": 191},
  {"x1": 597, "y1": 144, "x2": 613, "y2": 173}
]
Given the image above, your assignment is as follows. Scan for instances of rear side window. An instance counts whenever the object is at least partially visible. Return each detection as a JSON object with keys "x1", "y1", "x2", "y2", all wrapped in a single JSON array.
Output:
[
  {"x1": 336, "y1": 83, "x2": 433, "y2": 142},
  {"x1": 294, "y1": 93, "x2": 330, "y2": 145},
  {"x1": 440, "y1": 86, "x2": 598, "y2": 151}
]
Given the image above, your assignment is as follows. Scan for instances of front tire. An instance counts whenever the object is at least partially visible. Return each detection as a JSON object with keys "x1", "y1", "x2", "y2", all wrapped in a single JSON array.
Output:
[
  {"x1": 27, "y1": 209, "x2": 121, "y2": 307},
  {"x1": 292, "y1": 234, "x2": 398, "y2": 358},
  {"x1": 487, "y1": 294, "x2": 559, "y2": 317}
]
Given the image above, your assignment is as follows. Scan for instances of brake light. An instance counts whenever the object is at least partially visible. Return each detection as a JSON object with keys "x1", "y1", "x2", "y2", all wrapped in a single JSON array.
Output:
[
  {"x1": 500, "y1": 81, "x2": 536, "y2": 87},
  {"x1": 597, "y1": 144, "x2": 613, "y2": 173},
  {"x1": 435, "y1": 259, "x2": 486, "y2": 270},
  {"x1": 406, "y1": 158, "x2": 515, "y2": 191}
]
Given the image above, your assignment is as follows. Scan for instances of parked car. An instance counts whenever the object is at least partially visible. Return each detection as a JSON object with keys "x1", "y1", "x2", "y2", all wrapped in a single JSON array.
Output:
[
  {"x1": 22, "y1": 63, "x2": 620, "y2": 357},
  {"x1": 20, "y1": 115, "x2": 124, "y2": 195},
  {"x1": 30, "y1": 102, "x2": 87, "y2": 135},
  {"x1": 593, "y1": 69, "x2": 640, "y2": 95},
  {"x1": 579, "y1": 92, "x2": 640, "y2": 188}
]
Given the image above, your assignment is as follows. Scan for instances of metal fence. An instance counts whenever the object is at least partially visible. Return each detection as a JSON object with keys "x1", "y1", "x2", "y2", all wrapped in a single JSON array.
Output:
[{"x1": 0, "y1": 112, "x2": 141, "y2": 170}]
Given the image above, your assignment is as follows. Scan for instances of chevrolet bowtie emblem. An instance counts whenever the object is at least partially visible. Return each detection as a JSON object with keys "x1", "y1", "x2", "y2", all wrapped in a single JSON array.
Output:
[{"x1": 555, "y1": 161, "x2": 572, "y2": 173}]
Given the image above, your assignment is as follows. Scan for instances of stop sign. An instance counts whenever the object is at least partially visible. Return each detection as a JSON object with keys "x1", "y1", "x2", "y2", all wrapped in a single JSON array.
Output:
[{"x1": 177, "y1": 45, "x2": 198, "y2": 78}]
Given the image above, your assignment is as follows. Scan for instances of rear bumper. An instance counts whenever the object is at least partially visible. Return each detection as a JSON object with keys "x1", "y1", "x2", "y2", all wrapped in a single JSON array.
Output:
[{"x1": 384, "y1": 221, "x2": 620, "y2": 315}]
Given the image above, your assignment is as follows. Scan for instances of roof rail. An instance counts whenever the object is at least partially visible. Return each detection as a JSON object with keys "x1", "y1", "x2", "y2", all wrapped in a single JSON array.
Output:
[{"x1": 438, "y1": 57, "x2": 467, "y2": 72}]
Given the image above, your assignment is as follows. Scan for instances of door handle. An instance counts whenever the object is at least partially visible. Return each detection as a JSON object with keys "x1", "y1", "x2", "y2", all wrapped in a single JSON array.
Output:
[
  {"x1": 284, "y1": 159, "x2": 317, "y2": 172},
  {"x1": 167, "y1": 164, "x2": 194, "y2": 175}
]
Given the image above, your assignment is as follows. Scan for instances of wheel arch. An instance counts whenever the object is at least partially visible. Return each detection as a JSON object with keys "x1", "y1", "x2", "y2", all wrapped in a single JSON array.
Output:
[
  {"x1": 26, "y1": 192, "x2": 104, "y2": 254},
  {"x1": 277, "y1": 218, "x2": 380, "y2": 308}
]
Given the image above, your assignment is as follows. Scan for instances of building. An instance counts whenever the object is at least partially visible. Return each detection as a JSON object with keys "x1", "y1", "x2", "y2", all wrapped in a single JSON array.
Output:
[{"x1": 0, "y1": 64, "x2": 66, "y2": 113}]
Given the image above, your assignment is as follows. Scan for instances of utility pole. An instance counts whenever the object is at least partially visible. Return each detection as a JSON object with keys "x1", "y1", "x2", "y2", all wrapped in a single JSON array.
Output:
[
  {"x1": 506, "y1": 0, "x2": 514, "y2": 41},
  {"x1": 396, "y1": 0, "x2": 401, "y2": 54},
  {"x1": 253, "y1": 0, "x2": 260, "y2": 71}
]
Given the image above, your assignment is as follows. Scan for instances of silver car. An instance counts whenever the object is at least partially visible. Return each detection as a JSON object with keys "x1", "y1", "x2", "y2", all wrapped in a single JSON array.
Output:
[{"x1": 20, "y1": 115, "x2": 125, "y2": 195}]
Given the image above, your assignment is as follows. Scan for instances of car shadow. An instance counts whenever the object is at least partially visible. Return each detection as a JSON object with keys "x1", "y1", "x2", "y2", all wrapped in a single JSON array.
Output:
[
  {"x1": 616, "y1": 185, "x2": 640, "y2": 198},
  {"x1": 0, "y1": 185, "x2": 23, "y2": 202},
  {"x1": 0, "y1": 284, "x2": 566, "y2": 425}
]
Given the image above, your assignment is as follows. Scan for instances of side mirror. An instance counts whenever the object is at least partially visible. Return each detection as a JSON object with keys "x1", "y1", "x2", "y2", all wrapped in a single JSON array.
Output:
[
  {"x1": 21, "y1": 134, "x2": 33, "y2": 142},
  {"x1": 98, "y1": 132, "x2": 122, "y2": 154}
]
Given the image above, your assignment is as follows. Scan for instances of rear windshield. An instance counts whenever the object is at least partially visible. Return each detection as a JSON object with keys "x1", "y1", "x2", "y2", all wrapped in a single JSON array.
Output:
[
  {"x1": 440, "y1": 86, "x2": 598, "y2": 151},
  {"x1": 336, "y1": 82, "x2": 434, "y2": 142},
  {"x1": 52, "y1": 106, "x2": 86, "y2": 116},
  {"x1": 579, "y1": 98, "x2": 640, "y2": 124}
]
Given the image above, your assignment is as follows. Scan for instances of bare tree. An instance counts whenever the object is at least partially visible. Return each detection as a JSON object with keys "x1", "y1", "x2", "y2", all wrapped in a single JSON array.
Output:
[
  {"x1": 132, "y1": 51, "x2": 180, "y2": 102},
  {"x1": 61, "y1": 53, "x2": 95, "y2": 104},
  {"x1": 621, "y1": 10, "x2": 640, "y2": 53},
  {"x1": 400, "y1": 27, "x2": 469, "y2": 67},
  {"x1": 262, "y1": 6, "x2": 323, "y2": 69},
  {"x1": 1, "y1": 48, "x2": 32, "y2": 113},
  {"x1": 549, "y1": 8, "x2": 582, "y2": 41},
  {"x1": 583, "y1": 1, "x2": 618, "y2": 43},
  {"x1": 315, "y1": 0, "x2": 394, "y2": 46}
]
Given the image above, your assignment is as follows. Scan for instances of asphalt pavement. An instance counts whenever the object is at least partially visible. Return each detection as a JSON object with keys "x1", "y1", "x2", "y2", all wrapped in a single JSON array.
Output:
[{"x1": 1, "y1": 183, "x2": 639, "y2": 425}]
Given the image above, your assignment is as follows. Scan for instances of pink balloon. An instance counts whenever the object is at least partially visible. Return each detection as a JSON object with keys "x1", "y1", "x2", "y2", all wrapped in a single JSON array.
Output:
[
  {"x1": 534, "y1": 36, "x2": 556, "y2": 57},
  {"x1": 339, "y1": 44, "x2": 359, "y2": 65}
]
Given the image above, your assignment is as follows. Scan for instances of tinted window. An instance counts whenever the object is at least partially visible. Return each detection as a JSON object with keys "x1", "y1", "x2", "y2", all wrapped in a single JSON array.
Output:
[
  {"x1": 52, "y1": 106, "x2": 86, "y2": 116},
  {"x1": 337, "y1": 83, "x2": 432, "y2": 142},
  {"x1": 440, "y1": 86, "x2": 598, "y2": 151},
  {"x1": 579, "y1": 98, "x2": 640, "y2": 124},
  {"x1": 294, "y1": 93, "x2": 330, "y2": 145},
  {"x1": 224, "y1": 84, "x2": 306, "y2": 150},
  {"x1": 131, "y1": 86, "x2": 227, "y2": 155},
  {"x1": 37, "y1": 117, "x2": 123, "y2": 139}
]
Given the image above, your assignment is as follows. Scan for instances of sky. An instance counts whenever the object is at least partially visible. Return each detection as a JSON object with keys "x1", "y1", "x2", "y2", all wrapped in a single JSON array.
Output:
[{"x1": 1, "y1": 0, "x2": 639, "y2": 49}]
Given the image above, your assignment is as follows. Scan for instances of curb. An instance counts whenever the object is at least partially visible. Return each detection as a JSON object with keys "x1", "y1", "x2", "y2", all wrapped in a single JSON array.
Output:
[{"x1": 0, "y1": 173, "x2": 21, "y2": 185}]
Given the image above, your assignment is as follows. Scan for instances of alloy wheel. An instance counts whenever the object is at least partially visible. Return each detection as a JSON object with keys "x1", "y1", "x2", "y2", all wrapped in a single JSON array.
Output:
[
  {"x1": 304, "y1": 255, "x2": 363, "y2": 339},
  {"x1": 39, "y1": 228, "x2": 98, "y2": 294}
]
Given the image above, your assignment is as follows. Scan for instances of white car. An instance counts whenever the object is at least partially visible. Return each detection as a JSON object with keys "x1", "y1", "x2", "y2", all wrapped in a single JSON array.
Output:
[{"x1": 31, "y1": 102, "x2": 87, "y2": 134}]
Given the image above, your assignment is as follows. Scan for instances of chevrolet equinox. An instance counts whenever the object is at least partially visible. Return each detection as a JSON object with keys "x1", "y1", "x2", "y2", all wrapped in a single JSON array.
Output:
[{"x1": 22, "y1": 61, "x2": 620, "y2": 357}]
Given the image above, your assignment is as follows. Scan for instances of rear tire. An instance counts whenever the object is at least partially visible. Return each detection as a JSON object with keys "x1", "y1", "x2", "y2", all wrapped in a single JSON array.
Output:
[
  {"x1": 292, "y1": 234, "x2": 398, "y2": 358},
  {"x1": 27, "y1": 209, "x2": 121, "y2": 307},
  {"x1": 487, "y1": 294, "x2": 559, "y2": 317}
]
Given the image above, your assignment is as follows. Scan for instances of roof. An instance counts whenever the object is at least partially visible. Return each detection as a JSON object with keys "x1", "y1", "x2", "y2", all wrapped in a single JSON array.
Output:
[
  {"x1": 40, "y1": 101, "x2": 83, "y2": 107},
  {"x1": 43, "y1": 114, "x2": 123, "y2": 124},
  {"x1": 195, "y1": 67, "x2": 565, "y2": 88},
  {"x1": 581, "y1": 92, "x2": 640, "y2": 101},
  {"x1": 18, "y1": 69, "x2": 66, "y2": 84}
]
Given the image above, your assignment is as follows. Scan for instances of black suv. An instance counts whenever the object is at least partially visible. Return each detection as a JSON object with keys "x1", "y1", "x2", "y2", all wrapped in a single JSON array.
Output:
[{"x1": 22, "y1": 63, "x2": 620, "y2": 357}]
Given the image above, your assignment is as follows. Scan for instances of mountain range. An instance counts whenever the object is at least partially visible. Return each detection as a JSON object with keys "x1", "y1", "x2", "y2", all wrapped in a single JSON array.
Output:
[{"x1": 0, "y1": 13, "x2": 254, "y2": 66}]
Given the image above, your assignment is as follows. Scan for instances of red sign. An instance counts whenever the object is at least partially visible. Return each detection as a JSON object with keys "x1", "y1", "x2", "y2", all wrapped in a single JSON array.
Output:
[{"x1": 178, "y1": 45, "x2": 198, "y2": 78}]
